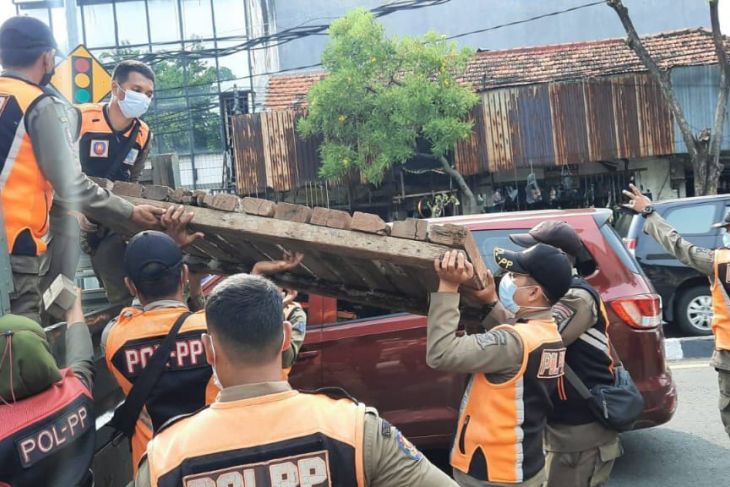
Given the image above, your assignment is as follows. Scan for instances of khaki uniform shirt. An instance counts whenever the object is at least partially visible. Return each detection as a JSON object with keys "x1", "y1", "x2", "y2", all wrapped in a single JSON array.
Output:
[
  {"x1": 644, "y1": 212, "x2": 730, "y2": 370},
  {"x1": 427, "y1": 292, "x2": 550, "y2": 486},
  {"x1": 135, "y1": 381, "x2": 456, "y2": 487}
]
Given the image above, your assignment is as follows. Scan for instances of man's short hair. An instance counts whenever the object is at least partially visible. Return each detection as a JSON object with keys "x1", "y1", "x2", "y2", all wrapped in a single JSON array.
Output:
[
  {"x1": 132, "y1": 263, "x2": 182, "y2": 300},
  {"x1": 112, "y1": 59, "x2": 155, "y2": 84},
  {"x1": 205, "y1": 274, "x2": 283, "y2": 363}
]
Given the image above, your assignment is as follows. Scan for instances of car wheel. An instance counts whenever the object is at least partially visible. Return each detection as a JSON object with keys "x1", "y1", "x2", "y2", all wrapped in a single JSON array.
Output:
[{"x1": 675, "y1": 286, "x2": 713, "y2": 337}]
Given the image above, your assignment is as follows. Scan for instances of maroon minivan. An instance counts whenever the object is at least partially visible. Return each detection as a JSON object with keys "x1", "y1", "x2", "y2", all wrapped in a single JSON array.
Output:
[{"x1": 283, "y1": 208, "x2": 677, "y2": 448}]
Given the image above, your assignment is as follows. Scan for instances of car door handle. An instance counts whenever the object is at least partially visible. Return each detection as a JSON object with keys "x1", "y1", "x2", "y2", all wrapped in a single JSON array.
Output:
[{"x1": 297, "y1": 351, "x2": 320, "y2": 361}]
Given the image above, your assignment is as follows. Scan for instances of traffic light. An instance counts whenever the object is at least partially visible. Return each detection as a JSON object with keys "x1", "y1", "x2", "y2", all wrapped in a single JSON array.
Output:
[{"x1": 71, "y1": 55, "x2": 92, "y2": 104}]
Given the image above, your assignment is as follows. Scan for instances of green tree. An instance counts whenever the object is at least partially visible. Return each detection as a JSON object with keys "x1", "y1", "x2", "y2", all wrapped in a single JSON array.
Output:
[
  {"x1": 101, "y1": 44, "x2": 234, "y2": 154},
  {"x1": 298, "y1": 9, "x2": 480, "y2": 213}
]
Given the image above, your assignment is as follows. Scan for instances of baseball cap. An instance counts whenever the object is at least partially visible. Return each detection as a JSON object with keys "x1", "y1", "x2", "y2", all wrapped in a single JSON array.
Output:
[
  {"x1": 509, "y1": 220, "x2": 585, "y2": 256},
  {"x1": 494, "y1": 243, "x2": 572, "y2": 303},
  {"x1": 0, "y1": 16, "x2": 57, "y2": 54},
  {"x1": 711, "y1": 213, "x2": 730, "y2": 229},
  {"x1": 123, "y1": 231, "x2": 183, "y2": 284},
  {"x1": 0, "y1": 314, "x2": 61, "y2": 402}
]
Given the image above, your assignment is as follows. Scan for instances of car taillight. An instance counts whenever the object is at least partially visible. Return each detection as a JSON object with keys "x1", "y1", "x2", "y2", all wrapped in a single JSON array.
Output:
[
  {"x1": 609, "y1": 294, "x2": 662, "y2": 329},
  {"x1": 623, "y1": 237, "x2": 636, "y2": 256}
]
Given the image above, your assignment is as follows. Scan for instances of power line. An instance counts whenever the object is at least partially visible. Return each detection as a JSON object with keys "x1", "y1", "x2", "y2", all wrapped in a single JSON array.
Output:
[{"x1": 446, "y1": 1, "x2": 607, "y2": 41}]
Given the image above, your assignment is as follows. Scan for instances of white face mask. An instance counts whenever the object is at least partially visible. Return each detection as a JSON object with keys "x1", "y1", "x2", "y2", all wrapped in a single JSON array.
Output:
[{"x1": 118, "y1": 88, "x2": 151, "y2": 119}]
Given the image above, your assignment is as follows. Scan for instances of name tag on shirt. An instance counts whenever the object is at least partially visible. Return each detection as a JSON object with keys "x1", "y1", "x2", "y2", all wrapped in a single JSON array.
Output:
[{"x1": 124, "y1": 148, "x2": 139, "y2": 166}]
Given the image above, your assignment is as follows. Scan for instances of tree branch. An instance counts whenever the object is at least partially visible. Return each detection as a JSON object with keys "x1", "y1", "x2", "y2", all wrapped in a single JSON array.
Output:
[
  {"x1": 416, "y1": 152, "x2": 478, "y2": 213},
  {"x1": 708, "y1": 0, "x2": 730, "y2": 179},
  {"x1": 607, "y1": 0, "x2": 698, "y2": 159}
]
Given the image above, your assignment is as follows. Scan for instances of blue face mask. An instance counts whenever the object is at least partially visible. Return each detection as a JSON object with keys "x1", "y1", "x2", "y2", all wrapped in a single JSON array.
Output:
[
  {"x1": 498, "y1": 273, "x2": 521, "y2": 313},
  {"x1": 498, "y1": 272, "x2": 550, "y2": 314},
  {"x1": 723, "y1": 232, "x2": 730, "y2": 248}
]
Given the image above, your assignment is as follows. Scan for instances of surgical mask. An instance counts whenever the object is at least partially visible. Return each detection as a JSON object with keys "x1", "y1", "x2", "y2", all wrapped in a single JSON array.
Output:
[
  {"x1": 723, "y1": 232, "x2": 730, "y2": 248},
  {"x1": 118, "y1": 89, "x2": 151, "y2": 118},
  {"x1": 498, "y1": 273, "x2": 550, "y2": 314}
]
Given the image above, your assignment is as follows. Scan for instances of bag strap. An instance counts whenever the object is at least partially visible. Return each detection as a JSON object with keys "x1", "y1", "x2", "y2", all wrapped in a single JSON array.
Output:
[
  {"x1": 104, "y1": 118, "x2": 142, "y2": 180},
  {"x1": 109, "y1": 311, "x2": 192, "y2": 438},
  {"x1": 563, "y1": 364, "x2": 593, "y2": 401}
]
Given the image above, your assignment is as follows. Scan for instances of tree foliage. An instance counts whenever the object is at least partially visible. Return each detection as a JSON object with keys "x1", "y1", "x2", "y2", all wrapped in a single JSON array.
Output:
[{"x1": 298, "y1": 9, "x2": 479, "y2": 186}]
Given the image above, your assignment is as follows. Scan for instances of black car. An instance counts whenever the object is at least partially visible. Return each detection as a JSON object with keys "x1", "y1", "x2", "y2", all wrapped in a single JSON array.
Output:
[{"x1": 615, "y1": 194, "x2": 730, "y2": 336}]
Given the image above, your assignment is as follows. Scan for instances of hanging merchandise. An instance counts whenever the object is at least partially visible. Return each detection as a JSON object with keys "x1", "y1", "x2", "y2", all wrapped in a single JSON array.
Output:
[{"x1": 525, "y1": 171, "x2": 543, "y2": 205}]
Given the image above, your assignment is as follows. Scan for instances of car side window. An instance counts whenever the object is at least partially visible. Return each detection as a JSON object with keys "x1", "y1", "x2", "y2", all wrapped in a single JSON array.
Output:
[{"x1": 664, "y1": 203, "x2": 718, "y2": 235}]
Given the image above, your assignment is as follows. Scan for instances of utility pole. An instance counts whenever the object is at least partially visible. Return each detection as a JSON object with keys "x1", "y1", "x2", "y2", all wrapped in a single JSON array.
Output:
[{"x1": 64, "y1": 0, "x2": 79, "y2": 50}]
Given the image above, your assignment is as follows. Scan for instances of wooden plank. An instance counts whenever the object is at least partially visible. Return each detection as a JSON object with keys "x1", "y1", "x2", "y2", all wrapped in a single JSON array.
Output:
[
  {"x1": 171, "y1": 188, "x2": 193, "y2": 204},
  {"x1": 274, "y1": 202, "x2": 312, "y2": 223},
  {"x1": 242, "y1": 197, "x2": 275, "y2": 217},
  {"x1": 351, "y1": 212, "x2": 389, "y2": 235},
  {"x1": 310, "y1": 207, "x2": 352, "y2": 230},
  {"x1": 143, "y1": 185, "x2": 173, "y2": 201},
  {"x1": 89, "y1": 176, "x2": 113, "y2": 191},
  {"x1": 428, "y1": 224, "x2": 488, "y2": 290},
  {"x1": 391, "y1": 218, "x2": 428, "y2": 240},
  {"x1": 112, "y1": 181, "x2": 144, "y2": 197},
  {"x1": 118, "y1": 197, "x2": 482, "y2": 277}
]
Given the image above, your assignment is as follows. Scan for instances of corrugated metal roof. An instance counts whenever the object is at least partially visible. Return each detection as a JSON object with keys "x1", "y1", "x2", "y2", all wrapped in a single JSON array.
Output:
[{"x1": 266, "y1": 28, "x2": 726, "y2": 110}]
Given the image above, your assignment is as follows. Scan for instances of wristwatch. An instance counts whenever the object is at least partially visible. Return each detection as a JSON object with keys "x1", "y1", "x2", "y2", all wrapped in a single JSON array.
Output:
[{"x1": 640, "y1": 206, "x2": 655, "y2": 218}]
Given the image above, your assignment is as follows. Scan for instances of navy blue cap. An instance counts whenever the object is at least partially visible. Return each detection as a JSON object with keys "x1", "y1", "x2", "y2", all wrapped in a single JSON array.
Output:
[
  {"x1": 0, "y1": 17, "x2": 57, "y2": 54},
  {"x1": 123, "y1": 231, "x2": 182, "y2": 284},
  {"x1": 494, "y1": 243, "x2": 572, "y2": 303}
]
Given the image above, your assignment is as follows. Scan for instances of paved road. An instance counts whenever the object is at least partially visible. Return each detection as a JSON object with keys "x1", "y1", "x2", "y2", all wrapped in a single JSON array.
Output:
[{"x1": 609, "y1": 362, "x2": 730, "y2": 487}]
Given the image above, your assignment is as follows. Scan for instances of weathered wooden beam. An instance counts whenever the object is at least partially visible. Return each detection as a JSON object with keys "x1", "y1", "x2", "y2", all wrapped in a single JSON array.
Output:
[
  {"x1": 391, "y1": 218, "x2": 429, "y2": 240},
  {"x1": 143, "y1": 185, "x2": 173, "y2": 201},
  {"x1": 112, "y1": 181, "x2": 144, "y2": 198},
  {"x1": 310, "y1": 207, "x2": 352, "y2": 230},
  {"x1": 274, "y1": 202, "x2": 312, "y2": 223},
  {"x1": 242, "y1": 197, "x2": 275, "y2": 217},
  {"x1": 351, "y1": 212, "x2": 389, "y2": 235},
  {"x1": 428, "y1": 223, "x2": 488, "y2": 289}
]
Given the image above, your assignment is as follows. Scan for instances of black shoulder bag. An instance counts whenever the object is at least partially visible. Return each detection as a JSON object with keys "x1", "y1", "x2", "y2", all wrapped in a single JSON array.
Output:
[
  {"x1": 563, "y1": 352, "x2": 645, "y2": 432},
  {"x1": 108, "y1": 311, "x2": 192, "y2": 439}
]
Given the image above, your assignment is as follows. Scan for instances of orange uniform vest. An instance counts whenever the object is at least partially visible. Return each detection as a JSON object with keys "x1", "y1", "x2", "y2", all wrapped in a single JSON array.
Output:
[
  {"x1": 711, "y1": 248, "x2": 730, "y2": 350},
  {"x1": 0, "y1": 76, "x2": 53, "y2": 255},
  {"x1": 451, "y1": 319, "x2": 565, "y2": 484},
  {"x1": 147, "y1": 390, "x2": 366, "y2": 487},
  {"x1": 0, "y1": 369, "x2": 94, "y2": 486},
  {"x1": 77, "y1": 103, "x2": 150, "y2": 182},
  {"x1": 105, "y1": 306, "x2": 217, "y2": 471}
]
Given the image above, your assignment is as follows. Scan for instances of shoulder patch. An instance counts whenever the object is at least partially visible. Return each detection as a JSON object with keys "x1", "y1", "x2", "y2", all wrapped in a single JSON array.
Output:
[
  {"x1": 394, "y1": 429, "x2": 423, "y2": 461},
  {"x1": 552, "y1": 301, "x2": 576, "y2": 332}
]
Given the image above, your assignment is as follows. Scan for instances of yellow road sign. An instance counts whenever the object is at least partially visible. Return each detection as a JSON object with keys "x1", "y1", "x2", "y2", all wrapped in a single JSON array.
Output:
[{"x1": 51, "y1": 45, "x2": 112, "y2": 104}]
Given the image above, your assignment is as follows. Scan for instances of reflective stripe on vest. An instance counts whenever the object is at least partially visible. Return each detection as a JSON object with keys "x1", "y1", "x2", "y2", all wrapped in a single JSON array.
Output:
[
  {"x1": 451, "y1": 319, "x2": 565, "y2": 484},
  {"x1": 77, "y1": 103, "x2": 150, "y2": 182},
  {"x1": 105, "y1": 306, "x2": 217, "y2": 471},
  {"x1": 712, "y1": 248, "x2": 730, "y2": 350},
  {"x1": 148, "y1": 390, "x2": 366, "y2": 487},
  {"x1": 0, "y1": 76, "x2": 53, "y2": 255},
  {"x1": 0, "y1": 369, "x2": 94, "y2": 486}
]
